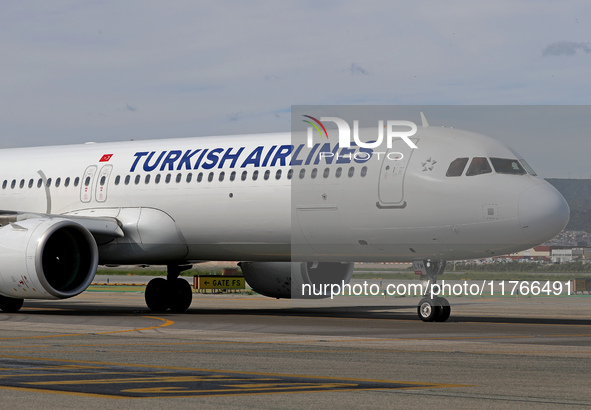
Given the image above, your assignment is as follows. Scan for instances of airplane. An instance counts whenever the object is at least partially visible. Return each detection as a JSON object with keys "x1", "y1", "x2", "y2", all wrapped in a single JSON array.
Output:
[{"x1": 0, "y1": 114, "x2": 569, "y2": 322}]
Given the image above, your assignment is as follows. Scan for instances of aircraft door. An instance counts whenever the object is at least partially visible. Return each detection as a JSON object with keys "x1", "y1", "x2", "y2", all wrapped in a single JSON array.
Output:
[
  {"x1": 80, "y1": 165, "x2": 97, "y2": 203},
  {"x1": 95, "y1": 165, "x2": 113, "y2": 203},
  {"x1": 377, "y1": 138, "x2": 417, "y2": 206}
]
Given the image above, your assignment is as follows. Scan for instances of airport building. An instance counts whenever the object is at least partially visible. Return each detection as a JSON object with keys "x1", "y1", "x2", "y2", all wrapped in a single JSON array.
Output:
[
  {"x1": 506, "y1": 246, "x2": 591, "y2": 263},
  {"x1": 507, "y1": 246, "x2": 551, "y2": 261}
]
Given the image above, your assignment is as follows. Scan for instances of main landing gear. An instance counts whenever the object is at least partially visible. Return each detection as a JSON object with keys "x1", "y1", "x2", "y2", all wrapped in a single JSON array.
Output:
[
  {"x1": 413, "y1": 260, "x2": 451, "y2": 322},
  {"x1": 0, "y1": 295, "x2": 24, "y2": 313},
  {"x1": 145, "y1": 264, "x2": 193, "y2": 313}
]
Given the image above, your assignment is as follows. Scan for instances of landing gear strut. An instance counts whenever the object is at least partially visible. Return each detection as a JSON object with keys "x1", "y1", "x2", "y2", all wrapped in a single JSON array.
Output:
[
  {"x1": 413, "y1": 260, "x2": 451, "y2": 322},
  {"x1": 145, "y1": 264, "x2": 193, "y2": 312}
]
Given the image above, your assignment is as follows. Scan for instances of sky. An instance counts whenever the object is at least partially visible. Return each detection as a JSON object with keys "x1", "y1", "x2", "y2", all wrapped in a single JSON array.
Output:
[{"x1": 1, "y1": 1, "x2": 590, "y2": 178}]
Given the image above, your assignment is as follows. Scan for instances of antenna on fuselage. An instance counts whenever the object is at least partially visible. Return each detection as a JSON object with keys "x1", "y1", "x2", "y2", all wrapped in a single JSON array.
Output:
[{"x1": 420, "y1": 112, "x2": 429, "y2": 128}]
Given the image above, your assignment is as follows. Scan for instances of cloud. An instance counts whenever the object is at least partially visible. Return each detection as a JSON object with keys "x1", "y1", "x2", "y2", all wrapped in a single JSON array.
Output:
[
  {"x1": 349, "y1": 63, "x2": 369, "y2": 76},
  {"x1": 125, "y1": 103, "x2": 137, "y2": 112},
  {"x1": 542, "y1": 41, "x2": 591, "y2": 56},
  {"x1": 228, "y1": 111, "x2": 243, "y2": 122}
]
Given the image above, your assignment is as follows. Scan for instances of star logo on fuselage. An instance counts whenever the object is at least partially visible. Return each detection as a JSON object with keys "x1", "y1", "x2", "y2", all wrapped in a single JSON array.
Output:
[{"x1": 421, "y1": 157, "x2": 437, "y2": 172}]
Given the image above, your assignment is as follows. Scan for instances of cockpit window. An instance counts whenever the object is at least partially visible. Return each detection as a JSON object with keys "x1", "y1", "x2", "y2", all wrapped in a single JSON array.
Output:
[
  {"x1": 446, "y1": 157, "x2": 469, "y2": 177},
  {"x1": 466, "y1": 157, "x2": 492, "y2": 176},
  {"x1": 490, "y1": 158, "x2": 526, "y2": 175},
  {"x1": 519, "y1": 159, "x2": 537, "y2": 176}
]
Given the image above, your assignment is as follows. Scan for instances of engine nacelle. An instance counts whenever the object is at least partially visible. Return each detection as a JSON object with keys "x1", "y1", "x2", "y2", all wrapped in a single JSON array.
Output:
[
  {"x1": 0, "y1": 218, "x2": 98, "y2": 299},
  {"x1": 239, "y1": 261, "x2": 354, "y2": 299}
]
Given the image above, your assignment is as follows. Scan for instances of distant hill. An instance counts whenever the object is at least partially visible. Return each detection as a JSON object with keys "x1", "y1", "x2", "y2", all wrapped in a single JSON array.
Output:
[{"x1": 546, "y1": 179, "x2": 591, "y2": 233}]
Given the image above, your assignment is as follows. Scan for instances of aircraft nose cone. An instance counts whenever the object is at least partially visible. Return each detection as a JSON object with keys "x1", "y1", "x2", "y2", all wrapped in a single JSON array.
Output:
[{"x1": 518, "y1": 183, "x2": 570, "y2": 242}]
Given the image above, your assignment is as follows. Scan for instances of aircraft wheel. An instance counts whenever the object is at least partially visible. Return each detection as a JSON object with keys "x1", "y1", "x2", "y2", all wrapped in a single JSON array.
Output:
[
  {"x1": 0, "y1": 295, "x2": 23, "y2": 313},
  {"x1": 145, "y1": 278, "x2": 171, "y2": 312},
  {"x1": 434, "y1": 298, "x2": 451, "y2": 322},
  {"x1": 169, "y1": 278, "x2": 193, "y2": 313},
  {"x1": 417, "y1": 297, "x2": 442, "y2": 322}
]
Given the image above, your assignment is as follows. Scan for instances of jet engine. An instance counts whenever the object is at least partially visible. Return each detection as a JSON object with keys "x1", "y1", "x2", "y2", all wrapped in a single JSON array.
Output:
[
  {"x1": 239, "y1": 261, "x2": 354, "y2": 299},
  {"x1": 0, "y1": 218, "x2": 98, "y2": 300}
]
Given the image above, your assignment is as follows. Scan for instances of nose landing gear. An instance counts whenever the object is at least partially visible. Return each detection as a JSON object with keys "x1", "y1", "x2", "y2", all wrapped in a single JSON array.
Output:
[
  {"x1": 413, "y1": 260, "x2": 451, "y2": 322},
  {"x1": 417, "y1": 296, "x2": 450, "y2": 322}
]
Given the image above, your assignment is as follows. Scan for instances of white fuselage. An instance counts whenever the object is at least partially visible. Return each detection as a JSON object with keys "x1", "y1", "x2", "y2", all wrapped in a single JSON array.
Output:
[{"x1": 0, "y1": 126, "x2": 569, "y2": 264}]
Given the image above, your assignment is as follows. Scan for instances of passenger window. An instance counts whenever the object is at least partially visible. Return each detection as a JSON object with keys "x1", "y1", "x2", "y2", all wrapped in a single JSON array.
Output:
[
  {"x1": 490, "y1": 158, "x2": 526, "y2": 175},
  {"x1": 466, "y1": 157, "x2": 492, "y2": 176},
  {"x1": 361, "y1": 166, "x2": 367, "y2": 177},
  {"x1": 208, "y1": 172, "x2": 214, "y2": 182},
  {"x1": 74, "y1": 177, "x2": 80, "y2": 187},
  {"x1": 37, "y1": 179, "x2": 42, "y2": 188},
  {"x1": 197, "y1": 172, "x2": 203, "y2": 182},
  {"x1": 155, "y1": 174, "x2": 161, "y2": 184},
  {"x1": 287, "y1": 169, "x2": 293, "y2": 179},
  {"x1": 219, "y1": 171, "x2": 225, "y2": 182},
  {"x1": 323, "y1": 168, "x2": 329, "y2": 178},
  {"x1": 84, "y1": 176, "x2": 90, "y2": 186},
  {"x1": 134, "y1": 175, "x2": 140, "y2": 184},
  {"x1": 186, "y1": 173, "x2": 192, "y2": 183},
  {"x1": 348, "y1": 167, "x2": 354, "y2": 177},
  {"x1": 252, "y1": 170, "x2": 259, "y2": 181},
  {"x1": 446, "y1": 157, "x2": 469, "y2": 177},
  {"x1": 124, "y1": 175, "x2": 130, "y2": 185},
  {"x1": 55, "y1": 178, "x2": 61, "y2": 187},
  {"x1": 46, "y1": 178, "x2": 52, "y2": 187},
  {"x1": 276, "y1": 169, "x2": 282, "y2": 180},
  {"x1": 311, "y1": 168, "x2": 317, "y2": 179},
  {"x1": 241, "y1": 171, "x2": 247, "y2": 181},
  {"x1": 176, "y1": 173, "x2": 182, "y2": 183},
  {"x1": 264, "y1": 170, "x2": 270, "y2": 180},
  {"x1": 11, "y1": 180, "x2": 15, "y2": 189},
  {"x1": 28, "y1": 179, "x2": 33, "y2": 188},
  {"x1": 299, "y1": 169, "x2": 305, "y2": 179},
  {"x1": 1, "y1": 180, "x2": 6, "y2": 189},
  {"x1": 145, "y1": 175, "x2": 151, "y2": 184},
  {"x1": 230, "y1": 171, "x2": 236, "y2": 181},
  {"x1": 100, "y1": 176, "x2": 106, "y2": 185},
  {"x1": 165, "y1": 174, "x2": 171, "y2": 183},
  {"x1": 19, "y1": 179, "x2": 24, "y2": 189},
  {"x1": 336, "y1": 167, "x2": 342, "y2": 178}
]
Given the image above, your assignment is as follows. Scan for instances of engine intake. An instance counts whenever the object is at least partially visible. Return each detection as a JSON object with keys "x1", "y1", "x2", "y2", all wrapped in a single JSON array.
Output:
[{"x1": 0, "y1": 218, "x2": 98, "y2": 299}]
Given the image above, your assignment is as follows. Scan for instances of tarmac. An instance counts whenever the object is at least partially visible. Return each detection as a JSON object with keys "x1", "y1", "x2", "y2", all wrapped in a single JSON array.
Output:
[{"x1": 0, "y1": 275, "x2": 590, "y2": 408}]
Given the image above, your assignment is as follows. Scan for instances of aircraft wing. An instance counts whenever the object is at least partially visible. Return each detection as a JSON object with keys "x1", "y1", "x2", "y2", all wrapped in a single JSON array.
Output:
[{"x1": 0, "y1": 210, "x2": 124, "y2": 244}]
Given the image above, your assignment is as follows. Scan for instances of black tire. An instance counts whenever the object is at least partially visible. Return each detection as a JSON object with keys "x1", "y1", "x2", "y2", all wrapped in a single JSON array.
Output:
[
  {"x1": 169, "y1": 278, "x2": 192, "y2": 313},
  {"x1": 417, "y1": 297, "x2": 442, "y2": 322},
  {"x1": 0, "y1": 295, "x2": 24, "y2": 313},
  {"x1": 434, "y1": 298, "x2": 451, "y2": 322},
  {"x1": 145, "y1": 278, "x2": 171, "y2": 312}
]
